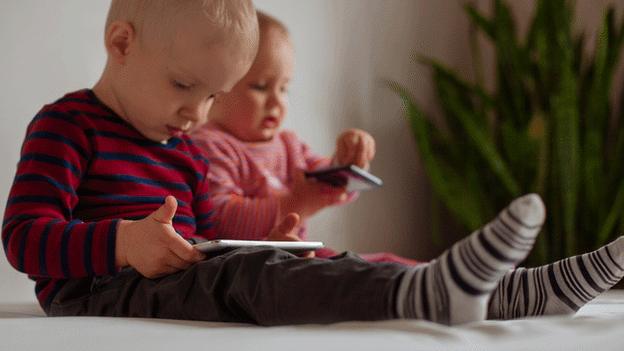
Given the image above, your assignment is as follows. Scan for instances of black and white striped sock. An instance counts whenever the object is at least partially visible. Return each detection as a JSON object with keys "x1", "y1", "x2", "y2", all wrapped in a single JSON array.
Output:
[
  {"x1": 396, "y1": 194, "x2": 545, "y2": 325},
  {"x1": 488, "y1": 236, "x2": 624, "y2": 319}
]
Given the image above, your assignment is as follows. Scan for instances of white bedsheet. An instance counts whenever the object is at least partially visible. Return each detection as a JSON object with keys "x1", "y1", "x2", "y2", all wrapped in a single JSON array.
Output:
[{"x1": 3, "y1": 290, "x2": 624, "y2": 351}]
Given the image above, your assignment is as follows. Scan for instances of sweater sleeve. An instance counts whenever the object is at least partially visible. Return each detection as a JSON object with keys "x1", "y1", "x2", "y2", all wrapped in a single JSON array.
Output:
[
  {"x1": 192, "y1": 167, "x2": 218, "y2": 240},
  {"x1": 281, "y1": 131, "x2": 332, "y2": 171},
  {"x1": 2, "y1": 110, "x2": 119, "y2": 279},
  {"x1": 193, "y1": 132, "x2": 280, "y2": 240}
]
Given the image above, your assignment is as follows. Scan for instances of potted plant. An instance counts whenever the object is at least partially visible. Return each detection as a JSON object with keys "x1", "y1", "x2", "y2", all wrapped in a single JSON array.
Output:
[{"x1": 390, "y1": 0, "x2": 624, "y2": 265}]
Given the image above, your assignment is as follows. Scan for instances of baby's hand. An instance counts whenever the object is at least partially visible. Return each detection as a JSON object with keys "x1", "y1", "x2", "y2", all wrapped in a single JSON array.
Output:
[
  {"x1": 267, "y1": 213, "x2": 302, "y2": 242},
  {"x1": 266, "y1": 213, "x2": 314, "y2": 258},
  {"x1": 279, "y1": 169, "x2": 347, "y2": 221},
  {"x1": 334, "y1": 129, "x2": 376, "y2": 170},
  {"x1": 115, "y1": 196, "x2": 206, "y2": 278}
]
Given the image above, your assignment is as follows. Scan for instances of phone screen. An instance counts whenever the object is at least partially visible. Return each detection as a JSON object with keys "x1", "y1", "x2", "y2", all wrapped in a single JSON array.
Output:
[{"x1": 304, "y1": 165, "x2": 383, "y2": 192}]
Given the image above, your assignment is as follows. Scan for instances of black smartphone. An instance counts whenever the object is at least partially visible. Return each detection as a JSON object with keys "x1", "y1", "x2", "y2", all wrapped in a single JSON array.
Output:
[{"x1": 304, "y1": 165, "x2": 383, "y2": 191}]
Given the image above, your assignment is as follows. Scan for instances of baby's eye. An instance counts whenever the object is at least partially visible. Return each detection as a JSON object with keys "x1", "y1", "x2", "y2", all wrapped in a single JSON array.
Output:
[
  {"x1": 172, "y1": 80, "x2": 192, "y2": 91},
  {"x1": 280, "y1": 86, "x2": 289, "y2": 94},
  {"x1": 250, "y1": 83, "x2": 267, "y2": 91}
]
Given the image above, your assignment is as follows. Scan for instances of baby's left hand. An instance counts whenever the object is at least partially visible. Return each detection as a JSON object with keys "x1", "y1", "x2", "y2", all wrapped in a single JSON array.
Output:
[{"x1": 334, "y1": 129, "x2": 375, "y2": 169}]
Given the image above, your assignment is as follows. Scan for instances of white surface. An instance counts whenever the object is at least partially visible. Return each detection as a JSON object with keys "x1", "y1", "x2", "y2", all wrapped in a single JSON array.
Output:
[
  {"x1": 3, "y1": 290, "x2": 624, "y2": 350},
  {"x1": 3, "y1": 0, "x2": 624, "y2": 310},
  {"x1": 194, "y1": 240, "x2": 324, "y2": 253}
]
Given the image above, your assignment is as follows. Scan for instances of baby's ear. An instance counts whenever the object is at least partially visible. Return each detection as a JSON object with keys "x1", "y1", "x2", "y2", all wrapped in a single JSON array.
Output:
[{"x1": 105, "y1": 21, "x2": 136, "y2": 64}]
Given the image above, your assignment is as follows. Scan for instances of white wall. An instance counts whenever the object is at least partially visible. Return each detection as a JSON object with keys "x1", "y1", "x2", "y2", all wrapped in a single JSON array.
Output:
[
  {"x1": 0, "y1": 0, "x2": 110, "y2": 302},
  {"x1": 1, "y1": 0, "x2": 622, "y2": 303}
]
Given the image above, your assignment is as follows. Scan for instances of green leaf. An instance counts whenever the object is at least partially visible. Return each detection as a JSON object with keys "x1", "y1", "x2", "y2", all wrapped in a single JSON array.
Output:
[
  {"x1": 388, "y1": 81, "x2": 486, "y2": 229},
  {"x1": 390, "y1": 0, "x2": 624, "y2": 264},
  {"x1": 551, "y1": 63, "x2": 580, "y2": 257},
  {"x1": 465, "y1": 4, "x2": 494, "y2": 39},
  {"x1": 493, "y1": 0, "x2": 532, "y2": 127},
  {"x1": 434, "y1": 73, "x2": 522, "y2": 197}
]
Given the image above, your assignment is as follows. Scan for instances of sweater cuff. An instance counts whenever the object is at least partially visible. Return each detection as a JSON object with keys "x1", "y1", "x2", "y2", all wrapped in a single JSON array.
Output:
[{"x1": 91, "y1": 219, "x2": 120, "y2": 276}]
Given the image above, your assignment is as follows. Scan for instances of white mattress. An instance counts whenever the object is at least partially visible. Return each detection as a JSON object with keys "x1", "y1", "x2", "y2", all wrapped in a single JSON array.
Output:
[{"x1": 3, "y1": 290, "x2": 624, "y2": 351}]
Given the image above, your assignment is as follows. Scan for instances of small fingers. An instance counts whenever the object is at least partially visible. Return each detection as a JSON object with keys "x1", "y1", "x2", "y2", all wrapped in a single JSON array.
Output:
[
  {"x1": 269, "y1": 213, "x2": 301, "y2": 240},
  {"x1": 361, "y1": 136, "x2": 375, "y2": 170},
  {"x1": 168, "y1": 235, "x2": 206, "y2": 263},
  {"x1": 279, "y1": 213, "x2": 301, "y2": 232},
  {"x1": 167, "y1": 249, "x2": 195, "y2": 270},
  {"x1": 366, "y1": 136, "x2": 376, "y2": 162},
  {"x1": 337, "y1": 133, "x2": 357, "y2": 165},
  {"x1": 335, "y1": 137, "x2": 348, "y2": 165},
  {"x1": 150, "y1": 196, "x2": 178, "y2": 224},
  {"x1": 354, "y1": 136, "x2": 368, "y2": 168},
  {"x1": 344, "y1": 134, "x2": 358, "y2": 165}
]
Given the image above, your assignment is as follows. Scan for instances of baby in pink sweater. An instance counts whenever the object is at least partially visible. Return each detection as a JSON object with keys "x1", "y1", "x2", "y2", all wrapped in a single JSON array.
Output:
[{"x1": 191, "y1": 10, "x2": 415, "y2": 264}]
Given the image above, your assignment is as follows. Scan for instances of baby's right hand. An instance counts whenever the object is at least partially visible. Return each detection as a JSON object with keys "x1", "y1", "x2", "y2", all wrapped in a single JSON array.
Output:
[
  {"x1": 266, "y1": 213, "x2": 314, "y2": 258},
  {"x1": 280, "y1": 169, "x2": 348, "y2": 220},
  {"x1": 115, "y1": 196, "x2": 206, "y2": 278}
]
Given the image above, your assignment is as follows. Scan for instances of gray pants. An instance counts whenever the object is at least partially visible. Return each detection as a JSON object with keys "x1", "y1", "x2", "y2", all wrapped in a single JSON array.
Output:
[{"x1": 47, "y1": 247, "x2": 406, "y2": 325}]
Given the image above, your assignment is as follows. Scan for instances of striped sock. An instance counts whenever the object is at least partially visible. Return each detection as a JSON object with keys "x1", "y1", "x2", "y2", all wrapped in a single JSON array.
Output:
[
  {"x1": 488, "y1": 236, "x2": 624, "y2": 319},
  {"x1": 396, "y1": 194, "x2": 545, "y2": 325}
]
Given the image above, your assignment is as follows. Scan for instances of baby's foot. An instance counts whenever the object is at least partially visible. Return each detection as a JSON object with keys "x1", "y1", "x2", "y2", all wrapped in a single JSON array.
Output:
[
  {"x1": 396, "y1": 194, "x2": 545, "y2": 325},
  {"x1": 489, "y1": 236, "x2": 624, "y2": 319}
]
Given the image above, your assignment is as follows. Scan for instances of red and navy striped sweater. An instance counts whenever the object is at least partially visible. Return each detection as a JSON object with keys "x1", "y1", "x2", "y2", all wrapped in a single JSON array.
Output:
[{"x1": 2, "y1": 90, "x2": 217, "y2": 309}]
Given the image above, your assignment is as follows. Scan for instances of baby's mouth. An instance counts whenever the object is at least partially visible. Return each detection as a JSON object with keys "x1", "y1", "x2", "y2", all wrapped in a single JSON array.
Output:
[
  {"x1": 261, "y1": 116, "x2": 279, "y2": 128},
  {"x1": 167, "y1": 125, "x2": 187, "y2": 137}
]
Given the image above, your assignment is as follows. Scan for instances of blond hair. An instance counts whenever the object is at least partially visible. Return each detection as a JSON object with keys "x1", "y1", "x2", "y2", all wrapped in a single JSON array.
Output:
[
  {"x1": 105, "y1": 0, "x2": 258, "y2": 55},
  {"x1": 257, "y1": 10, "x2": 289, "y2": 37}
]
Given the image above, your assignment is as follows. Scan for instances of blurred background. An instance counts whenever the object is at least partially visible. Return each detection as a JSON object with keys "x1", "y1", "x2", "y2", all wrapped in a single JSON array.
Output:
[{"x1": 1, "y1": 0, "x2": 623, "y2": 302}]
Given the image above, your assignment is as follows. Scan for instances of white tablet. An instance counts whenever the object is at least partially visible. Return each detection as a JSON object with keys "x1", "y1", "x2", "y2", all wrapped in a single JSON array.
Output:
[{"x1": 193, "y1": 239, "x2": 324, "y2": 253}]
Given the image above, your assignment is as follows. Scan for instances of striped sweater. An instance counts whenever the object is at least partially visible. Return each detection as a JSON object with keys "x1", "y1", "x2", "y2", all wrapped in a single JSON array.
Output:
[
  {"x1": 2, "y1": 90, "x2": 216, "y2": 309},
  {"x1": 191, "y1": 124, "x2": 329, "y2": 240}
]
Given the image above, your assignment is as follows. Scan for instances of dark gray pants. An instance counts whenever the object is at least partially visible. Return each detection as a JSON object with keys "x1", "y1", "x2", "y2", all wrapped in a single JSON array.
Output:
[{"x1": 47, "y1": 247, "x2": 406, "y2": 325}]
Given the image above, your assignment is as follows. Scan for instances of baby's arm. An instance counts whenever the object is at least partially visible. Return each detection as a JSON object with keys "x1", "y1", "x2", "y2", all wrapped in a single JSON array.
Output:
[
  {"x1": 194, "y1": 135, "x2": 282, "y2": 240},
  {"x1": 2, "y1": 112, "x2": 202, "y2": 280},
  {"x1": 3, "y1": 112, "x2": 120, "y2": 279},
  {"x1": 208, "y1": 165, "x2": 346, "y2": 239},
  {"x1": 195, "y1": 132, "x2": 347, "y2": 240},
  {"x1": 211, "y1": 189, "x2": 283, "y2": 240}
]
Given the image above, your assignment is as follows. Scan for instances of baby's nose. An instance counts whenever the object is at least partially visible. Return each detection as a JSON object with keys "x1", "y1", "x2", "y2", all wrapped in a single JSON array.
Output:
[
  {"x1": 181, "y1": 102, "x2": 210, "y2": 122},
  {"x1": 181, "y1": 110, "x2": 201, "y2": 122}
]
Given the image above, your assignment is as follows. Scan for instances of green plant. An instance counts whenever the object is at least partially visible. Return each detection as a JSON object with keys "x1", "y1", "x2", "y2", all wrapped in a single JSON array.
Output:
[{"x1": 390, "y1": 0, "x2": 624, "y2": 265}]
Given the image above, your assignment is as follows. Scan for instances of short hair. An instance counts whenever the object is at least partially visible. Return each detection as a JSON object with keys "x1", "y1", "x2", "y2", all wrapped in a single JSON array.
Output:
[
  {"x1": 105, "y1": 0, "x2": 258, "y2": 54},
  {"x1": 257, "y1": 10, "x2": 289, "y2": 38}
]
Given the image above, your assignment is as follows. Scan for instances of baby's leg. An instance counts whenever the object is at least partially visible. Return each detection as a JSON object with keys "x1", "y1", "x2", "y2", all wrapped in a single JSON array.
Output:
[
  {"x1": 396, "y1": 194, "x2": 544, "y2": 325},
  {"x1": 488, "y1": 236, "x2": 624, "y2": 319},
  {"x1": 48, "y1": 248, "x2": 408, "y2": 324},
  {"x1": 50, "y1": 194, "x2": 544, "y2": 326}
]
